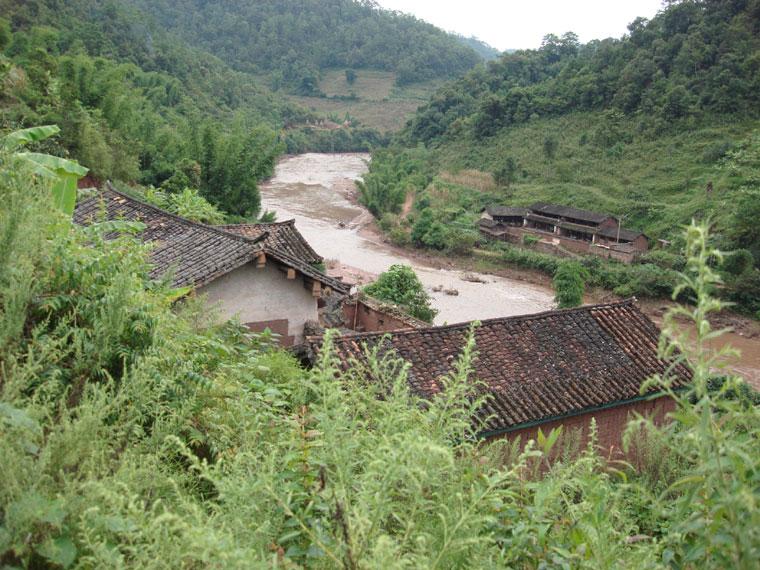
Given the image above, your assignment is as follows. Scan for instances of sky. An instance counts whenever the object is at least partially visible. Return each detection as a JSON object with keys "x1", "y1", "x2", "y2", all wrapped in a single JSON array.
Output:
[{"x1": 374, "y1": 0, "x2": 665, "y2": 51}]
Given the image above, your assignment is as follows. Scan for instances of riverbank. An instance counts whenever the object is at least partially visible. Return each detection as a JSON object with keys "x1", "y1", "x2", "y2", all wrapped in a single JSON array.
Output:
[{"x1": 259, "y1": 152, "x2": 760, "y2": 389}]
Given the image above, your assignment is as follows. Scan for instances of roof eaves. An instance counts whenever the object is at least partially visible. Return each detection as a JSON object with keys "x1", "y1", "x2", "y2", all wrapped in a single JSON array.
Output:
[
  {"x1": 476, "y1": 387, "x2": 687, "y2": 440},
  {"x1": 264, "y1": 247, "x2": 350, "y2": 294}
]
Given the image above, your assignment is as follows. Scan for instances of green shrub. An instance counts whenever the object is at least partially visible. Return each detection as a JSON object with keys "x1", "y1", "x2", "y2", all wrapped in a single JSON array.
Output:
[
  {"x1": 363, "y1": 264, "x2": 438, "y2": 323},
  {"x1": 389, "y1": 226, "x2": 411, "y2": 247},
  {"x1": 553, "y1": 261, "x2": 589, "y2": 308},
  {"x1": 378, "y1": 212, "x2": 398, "y2": 232},
  {"x1": 722, "y1": 249, "x2": 755, "y2": 276},
  {"x1": 638, "y1": 249, "x2": 687, "y2": 271},
  {"x1": 702, "y1": 140, "x2": 734, "y2": 163},
  {"x1": 139, "y1": 185, "x2": 226, "y2": 224}
]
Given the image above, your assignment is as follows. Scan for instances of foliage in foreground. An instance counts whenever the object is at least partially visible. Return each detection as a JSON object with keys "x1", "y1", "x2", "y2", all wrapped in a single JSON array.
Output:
[{"x1": 1, "y1": 156, "x2": 758, "y2": 568}]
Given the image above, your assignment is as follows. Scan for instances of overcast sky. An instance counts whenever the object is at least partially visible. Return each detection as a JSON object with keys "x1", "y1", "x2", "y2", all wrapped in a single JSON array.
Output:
[{"x1": 375, "y1": 0, "x2": 665, "y2": 51}]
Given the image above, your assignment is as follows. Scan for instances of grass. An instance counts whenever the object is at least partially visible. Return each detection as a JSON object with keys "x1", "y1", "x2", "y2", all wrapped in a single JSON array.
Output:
[
  {"x1": 431, "y1": 112, "x2": 760, "y2": 241},
  {"x1": 287, "y1": 69, "x2": 443, "y2": 132}
]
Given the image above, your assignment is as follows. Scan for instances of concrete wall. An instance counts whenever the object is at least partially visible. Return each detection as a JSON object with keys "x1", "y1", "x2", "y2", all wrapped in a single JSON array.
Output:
[
  {"x1": 198, "y1": 262, "x2": 318, "y2": 345},
  {"x1": 488, "y1": 396, "x2": 676, "y2": 459}
]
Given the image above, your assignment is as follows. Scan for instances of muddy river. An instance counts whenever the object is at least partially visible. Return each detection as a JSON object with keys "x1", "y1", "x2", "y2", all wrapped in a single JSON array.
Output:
[
  {"x1": 260, "y1": 153, "x2": 760, "y2": 388},
  {"x1": 259, "y1": 153, "x2": 555, "y2": 325}
]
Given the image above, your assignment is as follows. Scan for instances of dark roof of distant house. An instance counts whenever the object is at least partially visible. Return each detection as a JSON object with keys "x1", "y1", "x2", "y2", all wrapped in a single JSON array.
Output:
[
  {"x1": 478, "y1": 217, "x2": 500, "y2": 228},
  {"x1": 218, "y1": 221, "x2": 323, "y2": 265},
  {"x1": 529, "y1": 202, "x2": 614, "y2": 224},
  {"x1": 597, "y1": 225, "x2": 647, "y2": 242},
  {"x1": 74, "y1": 185, "x2": 264, "y2": 288},
  {"x1": 487, "y1": 206, "x2": 529, "y2": 217},
  {"x1": 74, "y1": 184, "x2": 348, "y2": 293},
  {"x1": 310, "y1": 299, "x2": 691, "y2": 436}
]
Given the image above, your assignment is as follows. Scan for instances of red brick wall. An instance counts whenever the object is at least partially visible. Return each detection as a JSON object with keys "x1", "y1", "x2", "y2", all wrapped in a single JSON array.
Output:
[
  {"x1": 633, "y1": 234, "x2": 649, "y2": 252},
  {"x1": 245, "y1": 318, "x2": 295, "y2": 346},
  {"x1": 487, "y1": 396, "x2": 676, "y2": 459},
  {"x1": 343, "y1": 300, "x2": 415, "y2": 333},
  {"x1": 556, "y1": 235, "x2": 593, "y2": 254}
]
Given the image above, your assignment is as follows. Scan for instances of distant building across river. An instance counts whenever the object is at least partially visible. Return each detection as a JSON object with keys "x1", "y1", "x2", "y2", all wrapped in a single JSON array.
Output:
[{"x1": 479, "y1": 202, "x2": 648, "y2": 263}]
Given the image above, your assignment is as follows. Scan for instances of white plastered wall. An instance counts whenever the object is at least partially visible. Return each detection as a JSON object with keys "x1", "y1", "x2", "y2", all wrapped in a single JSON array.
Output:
[{"x1": 197, "y1": 262, "x2": 318, "y2": 343}]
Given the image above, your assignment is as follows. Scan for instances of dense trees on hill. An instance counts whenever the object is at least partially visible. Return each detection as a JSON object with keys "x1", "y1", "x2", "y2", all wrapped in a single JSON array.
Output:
[
  {"x1": 456, "y1": 36, "x2": 501, "y2": 61},
  {"x1": 123, "y1": 0, "x2": 483, "y2": 89},
  {"x1": 1, "y1": 0, "x2": 470, "y2": 216},
  {"x1": 406, "y1": 0, "x2": 760, "y2": 143},
  {"x1": 360, "y1": 0, "x2": 760, "y2": 315},
  {"x1": 0, "y1": 1, "x2": 298, "y2": 216}
]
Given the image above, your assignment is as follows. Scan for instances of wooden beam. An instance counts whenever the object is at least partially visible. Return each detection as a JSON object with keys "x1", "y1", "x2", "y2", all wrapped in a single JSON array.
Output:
[
  {"x1": 287, "y1": 267, "x2": 296, "y2": 280},
  {"x1": 312, "y1": 281, "x2": 321, "y2": 298},
  {"x1": 256, "y1": 252, "x2": 266, "y2": 269}
]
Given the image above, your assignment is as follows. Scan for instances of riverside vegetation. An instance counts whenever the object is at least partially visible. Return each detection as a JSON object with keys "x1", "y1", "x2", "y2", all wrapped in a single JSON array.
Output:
[
  {"x1": 2, "y1": 142, "x2": 759, "y2": 567},
  {"x1": 359, "y1": 0, "x2": 760, "y2": 317}
]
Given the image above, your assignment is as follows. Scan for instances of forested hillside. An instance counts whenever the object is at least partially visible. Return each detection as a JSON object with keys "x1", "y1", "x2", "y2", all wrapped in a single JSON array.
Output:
[
  {"x1": 124, "y1": 0, "x2": 482, "y2": 91},
  {"x1": 456, "y1": 36, "x2": 501, "y2": 61},
  {"x1": 360, "y1": 0, "x2": 760, "y2": 315},
  {"x1": 0, "y1": 0, "x2": 293, "y2": 216},
  {"x1": 0, "y1": 0, "x2": 485, "y2": 216}
]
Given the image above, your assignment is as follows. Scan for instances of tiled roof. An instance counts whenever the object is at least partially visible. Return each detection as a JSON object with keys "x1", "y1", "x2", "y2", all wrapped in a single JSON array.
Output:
[
  {"x1": 530, "y1": 202, "x2": 613, "y2": 224},
  {"x1": 597, "y1": 225, "x2": 646, "y2": 242},
  {"x1": 487, "y1": 206, "x2": 529, "y2": 217},
  {"x1": 478, "y1": 218, "x2": 500, "y2": 228},
  {"x1": 74, "y1": 185, "x2": 263, "y2": 288},
  {"x1": 74, "y1": 185, "x2": 348, "y2": 293},
  {"x1": 265, "y1": 247, "x2": 350, "y2": 295},
  {"x1": 218, "y1": 221, "x2": 323, "y2": 265},
  {"x1": 312, "y1": 300, "x2": 691, "y2": 436}
]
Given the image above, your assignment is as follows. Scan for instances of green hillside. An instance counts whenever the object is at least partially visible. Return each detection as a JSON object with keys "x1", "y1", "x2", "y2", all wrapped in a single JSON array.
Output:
[
  {"x1": 0, "y1": 0, "x2": 293, "y2": 216},
  {"x1": 124, "y1": 0, "x2": 482, "y2": 90},
  {"x1": 0, "y1": 0, "x2": 488, "y2": 213},
  {"x1": 360, "y1": 0, "x2": 760, "y2": 315}
]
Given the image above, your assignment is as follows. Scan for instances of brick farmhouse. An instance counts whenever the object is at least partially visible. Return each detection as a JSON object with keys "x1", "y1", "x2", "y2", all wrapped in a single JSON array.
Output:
[
  {"x1": 311, "y1": 300, "x2": 691, "y2": 455},
  {"x1": 479, "y1": 202, "x2": 649, "y2": 263}
]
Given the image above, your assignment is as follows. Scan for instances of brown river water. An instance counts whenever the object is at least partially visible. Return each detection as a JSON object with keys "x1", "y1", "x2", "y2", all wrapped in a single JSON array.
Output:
[
  {"x1": 260, "y1": 153, "x2": 760, "y2": 388},
  {"x1": 260, "y1": 153, "x2": 555, "y2": 325}
]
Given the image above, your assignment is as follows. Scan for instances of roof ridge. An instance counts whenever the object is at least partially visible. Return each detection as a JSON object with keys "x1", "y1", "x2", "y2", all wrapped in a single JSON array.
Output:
[
  {"x1": 324, "y1": 298, "x2": 639, "y2": 341},
  {"x1": 102, "y1": 182, "x2": 266, "y2": 247},
  {"x1": 217, "y1": 219, "x2": 297, "y2": 228}
]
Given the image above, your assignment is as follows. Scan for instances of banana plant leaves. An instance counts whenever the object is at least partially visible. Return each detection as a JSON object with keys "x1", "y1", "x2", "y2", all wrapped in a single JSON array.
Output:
[
  {"x1": 1, "y1": 125, "x2": 61, "y2": 151},
  {"x1": 3, "y1": 125, "x2": 89, "y2": 216},
  {"x1": 16, "y1": 152, "x2": 89, "y2": 216}
]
